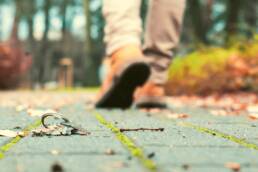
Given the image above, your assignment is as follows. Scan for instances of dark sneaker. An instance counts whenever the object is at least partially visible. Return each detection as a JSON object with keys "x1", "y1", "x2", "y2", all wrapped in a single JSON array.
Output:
[{"x1": 95, "y1": 61, "x2": 150, "y2": 109}]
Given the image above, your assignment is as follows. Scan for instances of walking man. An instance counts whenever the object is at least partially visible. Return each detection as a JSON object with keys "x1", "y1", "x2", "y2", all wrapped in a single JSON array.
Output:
[{"x1": 96, "y1": 0, "x2": 186, "y2": 109}]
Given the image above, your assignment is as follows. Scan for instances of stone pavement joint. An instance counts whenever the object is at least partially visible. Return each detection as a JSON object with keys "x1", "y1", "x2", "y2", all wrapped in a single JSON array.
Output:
[
  {"x1": 180, "y1": 122, "x2": 258, "y2": 151},
  {"x1": 94, "y1": 112, "x2": 158, "y2": 172},
  {"x1": 0, "y1": 119, "x2": 42, "y2": 160}
]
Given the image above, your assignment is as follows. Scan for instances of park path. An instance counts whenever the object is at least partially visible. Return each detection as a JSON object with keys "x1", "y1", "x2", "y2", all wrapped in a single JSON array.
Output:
[{"x1": 0, "y1": 91, "x2": 258, "y2": 172}]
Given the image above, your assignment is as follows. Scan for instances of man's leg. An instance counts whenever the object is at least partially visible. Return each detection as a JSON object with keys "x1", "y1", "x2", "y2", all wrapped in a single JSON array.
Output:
[
  {"x1": 135, "y1": 0, "x2": 186, "y2": 108},
  {"x1": 96, "y1": 0, "x2": 151, "y2": 108},
  {"x1": 103, "y1": 0, "x2": 142, "y2": 56}
]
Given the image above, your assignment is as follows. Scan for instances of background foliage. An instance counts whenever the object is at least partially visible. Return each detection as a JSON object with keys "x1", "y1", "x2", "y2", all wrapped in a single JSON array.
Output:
[{"x1": 0, "y1": 0, "x2": 257, "y2": 92}]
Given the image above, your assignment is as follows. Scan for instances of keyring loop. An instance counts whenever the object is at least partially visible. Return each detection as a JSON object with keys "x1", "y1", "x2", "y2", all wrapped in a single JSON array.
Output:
[{"x1": 41, "y1": 113, "x2": 70, "y2": 129}]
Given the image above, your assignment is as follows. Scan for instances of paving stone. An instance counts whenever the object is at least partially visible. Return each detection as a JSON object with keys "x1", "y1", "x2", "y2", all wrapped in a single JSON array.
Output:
[{"x1": 0, "y1": 92, "x2": 258, "y2": 172}]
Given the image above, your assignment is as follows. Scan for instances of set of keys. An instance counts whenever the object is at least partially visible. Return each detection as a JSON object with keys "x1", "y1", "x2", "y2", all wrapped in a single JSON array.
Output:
[{"x1": 32, "y1": 113, "x2": 90, "y2": 137}]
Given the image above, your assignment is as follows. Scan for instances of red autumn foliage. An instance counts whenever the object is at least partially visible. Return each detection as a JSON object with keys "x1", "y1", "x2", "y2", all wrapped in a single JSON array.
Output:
[{"x1": 0, "y1": 39, "x2": 32, "y2": 89}]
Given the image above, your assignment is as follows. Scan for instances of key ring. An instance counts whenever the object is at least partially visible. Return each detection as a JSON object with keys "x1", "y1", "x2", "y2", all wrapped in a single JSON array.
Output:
[{"x1": 41, "y1": 113, "x2": 70, "y2": 129}]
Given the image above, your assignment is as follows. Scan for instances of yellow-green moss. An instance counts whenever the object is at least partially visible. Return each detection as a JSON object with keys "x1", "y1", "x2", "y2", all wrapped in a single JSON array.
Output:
[{"x1": 168, "y1": 41, "x2": 258, "y2": 81}]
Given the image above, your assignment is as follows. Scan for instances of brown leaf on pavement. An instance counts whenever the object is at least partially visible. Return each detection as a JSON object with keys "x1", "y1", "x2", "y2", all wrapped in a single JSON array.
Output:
[
  {"x1": 210, "y1": 110, "x2": 228, "y2": 116},
  {"x1": 15, "y1": 104, "x2": 29, "y2": 112},
  {"x1": 144, "y1": 108, "x2": 190, "y2": 119},
  {"x1": 0, "y1": 130, "x2": 25, "y2": 138},
  {"x1": 27, "y1": 109, "x2": 57, "y2": 117},
  {"x1": 105, "y1": 149, "x2": 116, "y2": 155},
  {"x1": 247, "y1": 105, "x2": 258, "y2": 113},
  {"x1": 248, "y1": 114, "x2": 258, "y2": 120},
  {"x1": 50, "y1": 149, "x2": 61, "y2": 156},
  {"x1": 166, "y1": 113, "x2": 189, "y2": 119},
  {"x1": 225, "y1": 162, "x2": 241, "y2": 172}
]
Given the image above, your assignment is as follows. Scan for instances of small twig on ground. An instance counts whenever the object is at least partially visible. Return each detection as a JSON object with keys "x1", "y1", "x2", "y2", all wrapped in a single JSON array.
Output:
[{"x1": 119, "y1": 128, "x2": 164, "y2": 132}]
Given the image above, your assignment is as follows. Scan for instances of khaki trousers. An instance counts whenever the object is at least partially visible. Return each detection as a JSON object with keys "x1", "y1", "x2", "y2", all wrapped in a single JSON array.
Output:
[{"x1": 103, "y1": 0, "x2": 186, "y2": 84}]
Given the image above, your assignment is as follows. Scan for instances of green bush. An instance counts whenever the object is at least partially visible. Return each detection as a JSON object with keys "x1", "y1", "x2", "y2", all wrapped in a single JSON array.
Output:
[{"x1": 166, "y1": 39, "x2": 258, "y2": 95}]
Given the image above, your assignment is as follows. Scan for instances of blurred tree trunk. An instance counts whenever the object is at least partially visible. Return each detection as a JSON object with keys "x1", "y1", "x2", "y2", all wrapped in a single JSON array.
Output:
[
  {"x1": 225, "y1": 0, "x2": 241, "y2": 41},
  {"x1": 26, "y1": 0, "x2": 37, "y2": 86},
  {"x1": 61, "y1": 0, "x2": 69, "y2": 40},
  {"x1": 58, "y1": 0, "x2": 69, "y2": 60},
  {"x1": 0, "y1": 12, "x2": 2, "y2": 39},
  {"x1": 188, "y1": 0, "x2": 209, "y2": 44},
  {"x1": 83, "y1": 0, "x2": 92, "y2": 55},
  {"x1": 42, "y1": 0, "x2": 50, "y2": 41},
  {"x1": 27, "y1": 0, "x2": 36, "y2": 44},
  {"x1": 244, "y1": 0, "x2": 257, "y2": 36},
  {"x1": 0, "y1": 1, "x2": 3, "y2": 39},
  {"x1": 204, "y1": 0, "x2": 213, "y2": 28},
  {"x1": 11, "y1": 0, "x2": 22, "y2": 40},
  {"x1": 83, "y1": 0, "x2": 99, "y2": 85},
  {"x1": 27, "y1": 17, "x2": 35, "y2": 43},
  {"x1": 38, "y1": 0, "x2": 51, "y2": 84}
]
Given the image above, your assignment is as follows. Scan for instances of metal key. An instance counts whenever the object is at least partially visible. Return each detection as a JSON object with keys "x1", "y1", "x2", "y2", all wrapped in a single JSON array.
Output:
[{"x1": 32, "y1": 113, "x2": 90, "y2": 137}]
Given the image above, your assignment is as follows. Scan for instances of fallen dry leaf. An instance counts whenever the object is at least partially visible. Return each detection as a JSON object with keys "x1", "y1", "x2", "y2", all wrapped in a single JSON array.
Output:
[
  {"x1": 15, "y1": 104, "x2": 29, "y2": 112},
  {"x1": 225, "y1": 162, "x2": 241, "y2": 172},
  {"x1": 247, "y1": 105, "x2": 258, "y2": 113},
  {"x1": 210, "y1": 110, "x2": 228, "y2": 116},
  {"x1": 0, "y1": 92, "x2": 93, "y2": 109},
  {"x1": 166, "y1": 113, "x2": 189, "y2": 119},
  {"x1": 0, "y1": 130, "x2": 25, "y2": 138},
  {"x1": 109, "y1": 162, "x2": 128, "y2": 169},
  {"x1": 50, "y1": 149, "x2": 60, "y2": 156},
  {"x1": 105, "y1": 149, "x2": 116, "y2": 155},
  {"x1": 27, "y1": 109, "x2": 57, "y2": 117},
  {"x1": 0, "y1": 130, "x2": 17, "y2": 137},
  {"x1": 140, "y1": 108, "x2": 189, "y2": 119},
  {"x1": 248, "y1": 114, "x2": 258, "y2": 120},
  {"x1": 166, "y1": 92, "x2": 258, "y2": 117}
]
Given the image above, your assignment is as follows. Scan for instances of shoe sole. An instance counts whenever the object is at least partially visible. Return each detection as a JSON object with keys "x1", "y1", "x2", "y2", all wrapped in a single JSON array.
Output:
[
  {"x1": 96, "y1": 62, "x2": 150, "y2": 109},
  {"x1": 135, "y1": 97, "x2": 167, "y2": 109}
]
